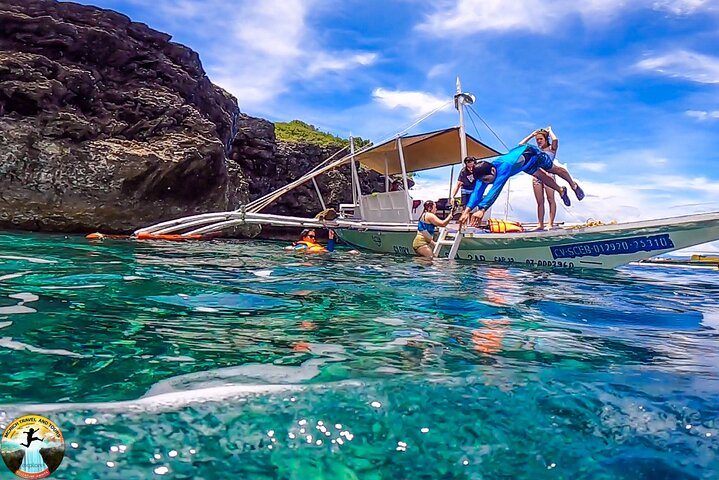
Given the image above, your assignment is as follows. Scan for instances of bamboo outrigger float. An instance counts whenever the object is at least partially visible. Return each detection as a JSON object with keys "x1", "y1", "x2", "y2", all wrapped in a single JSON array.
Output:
[{"x1": 135, "y1": 80, "x2": 719, "y2": 270}]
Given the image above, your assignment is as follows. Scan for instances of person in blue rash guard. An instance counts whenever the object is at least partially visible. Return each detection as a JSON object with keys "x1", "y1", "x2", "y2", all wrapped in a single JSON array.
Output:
[{"x1": 458, "y1": 144, "x2": 584, "y2": 228}]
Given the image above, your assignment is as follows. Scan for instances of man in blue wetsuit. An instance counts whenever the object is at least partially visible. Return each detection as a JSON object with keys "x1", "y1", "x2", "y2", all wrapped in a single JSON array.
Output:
[{"x1": 458, "y1": 144, "x2": 581, "y2": 228}]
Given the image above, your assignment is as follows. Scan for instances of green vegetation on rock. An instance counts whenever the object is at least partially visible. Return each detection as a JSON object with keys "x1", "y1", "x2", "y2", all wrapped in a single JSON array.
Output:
[{"x1": 275, "y1": 120, "x2": 371, "y2": 148}]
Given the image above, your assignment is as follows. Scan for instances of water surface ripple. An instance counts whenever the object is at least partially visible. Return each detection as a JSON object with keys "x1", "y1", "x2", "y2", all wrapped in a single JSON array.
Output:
[{"x1": 0, "y1": 232, "x2": 718, "y2": 479}]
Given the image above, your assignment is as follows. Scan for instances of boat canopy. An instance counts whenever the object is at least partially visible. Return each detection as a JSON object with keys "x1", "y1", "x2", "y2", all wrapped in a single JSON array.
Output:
[{"x1": 353, "y1": 127, "x2": 501, "y2": 175}]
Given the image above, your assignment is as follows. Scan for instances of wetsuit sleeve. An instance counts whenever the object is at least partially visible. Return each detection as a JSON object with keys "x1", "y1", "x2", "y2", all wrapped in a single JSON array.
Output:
[
  {"x1": 466, "y1": 182, "x2": 488, "y2": 210},
  {"x1": 326, "y1": 238, "x2": 335, "y2": 252},
  {"x1": 476, "y1": 166, "x2": 511, "y2": 210}
]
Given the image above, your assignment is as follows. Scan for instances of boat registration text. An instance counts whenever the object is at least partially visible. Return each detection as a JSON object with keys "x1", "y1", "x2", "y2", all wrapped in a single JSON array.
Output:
[{"x1": 550, "y1": 234, "x2": 674, "y2": 259}]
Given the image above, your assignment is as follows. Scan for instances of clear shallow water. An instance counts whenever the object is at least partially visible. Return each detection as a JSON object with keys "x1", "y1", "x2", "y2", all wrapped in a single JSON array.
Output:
[{"x1": 0, "y1": 231, "x2": 718, "y2": 479}]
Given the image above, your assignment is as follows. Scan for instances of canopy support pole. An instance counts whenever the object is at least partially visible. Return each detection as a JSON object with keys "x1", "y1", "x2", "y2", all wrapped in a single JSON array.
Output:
[
  {"x1": 350, "y1": 136, "x2": 365, "y2": 219},
  {"x1": 350, "y1": 136, "x2": 358, "y2": 206},
  {"x1": 396, "y1": 137, "x2": 413, "y2": 223},
  {"x1": 311, "y1": 177, "x2": 327, "y2": 211}
]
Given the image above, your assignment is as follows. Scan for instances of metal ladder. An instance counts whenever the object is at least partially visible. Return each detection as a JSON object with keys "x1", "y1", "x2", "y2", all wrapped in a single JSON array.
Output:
[{"x1": 433, "y1": 227, "x2": 464, "y2": 259}]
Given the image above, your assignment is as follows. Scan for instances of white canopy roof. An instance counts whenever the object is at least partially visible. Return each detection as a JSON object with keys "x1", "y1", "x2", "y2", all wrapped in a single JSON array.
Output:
[{"x1": 353, "y1": 127, "x2": 501, "y2": 175}]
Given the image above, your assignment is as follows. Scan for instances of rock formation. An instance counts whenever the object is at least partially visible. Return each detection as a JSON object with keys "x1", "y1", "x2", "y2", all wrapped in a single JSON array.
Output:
[
  {"x1": 0, "y1": 0, "x2": 244, "y2": 233},
  {"x1": 1, "y1": 448, "x2": 24, "y2": 474},
  {"x1": 0, "y1": 0, "x2": 385, "y2": 234}
]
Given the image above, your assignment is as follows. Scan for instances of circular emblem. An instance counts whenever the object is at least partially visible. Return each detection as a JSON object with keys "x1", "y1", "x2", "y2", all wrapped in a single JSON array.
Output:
[{"x1": 2, "y1": 415, "x2": 64, "y2": 479}]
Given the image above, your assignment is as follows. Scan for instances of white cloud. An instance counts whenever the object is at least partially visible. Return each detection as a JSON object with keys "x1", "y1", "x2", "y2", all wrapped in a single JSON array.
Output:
[
  {"x1": 305, "y1": 52, "x2": 378, "y2": 76},
  {"x1": 652, "y1": 0, "x2": 715, "y2": 14},
  {"x1": 408, "y1": 171, "x2": 719, "y2": 226},
  {"x1": 372, "y1": 88, "x2": 451, "y2": 116},
  {"x1": 410, "y1": 176, "x2": 455, "y2": 202},
  {"x1": 114, "y1": 0, "x2": 380, "y2": 112},
  {"x1": 231, "y1": 1, "x2": 306, "y2": 58},
  {"x1": 427, "y1": 63, "x2": 455, "y2": 79},
  {"x1": 686, "y1": 110, "x2": 719, "y2": 121},
  {"x1": 634, "y1": 50, "x2": 719, "y2": 84},
  {"x1": 417, "y1": 0, "x2": 715, "y2": 36},
  {"x1": 575, "y1": 162, "x2": 607, "y2": 173},
  {"x1": 207, "y1": 0, "x2": 310, "y2": 106}
]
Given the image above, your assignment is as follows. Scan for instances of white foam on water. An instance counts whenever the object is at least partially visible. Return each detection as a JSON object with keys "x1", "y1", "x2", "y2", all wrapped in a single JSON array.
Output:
[
  {"x1": 0, "y1": 271, "x2": 31, "y2": 281},
  {"x1": 5, "y1": 384, "x2": 306, "y2": 415},
  {"x1": 373, "y1": 317, "x2": 405, "y2": 326},
  {"x1": 194, "y1": 307, "x2": 219, "y2": 313},
  {"x1": 42, "y1": 284, "x2": 105, "y2": 290},
  {"x1": 158, "y1": 355, "x2": 196, "y2": 362},
  {"x1": 0, "y1": 255, "x2": 56, "y2": 264},
  {"x1": 0, "y1": 321, "x2": 12, "y2": 329},
  {"x1": 0, "y1": 305, "x2": 36, "y2": 314},
  {"x1": 122, "y1": 276, "x2": 144, "y2": 281},
  {"x1": 3, "y1": 378, "x2": 367, "y2": 416},
  {"x1": 8, "y1": 293, "x2": 39, "y2": 302},
  {"x1": 252, "y1": 270, "x2": 273, "y2": 277},
  {"x1": 0, "y1": 337, "x2": 85, "y2": 358}
]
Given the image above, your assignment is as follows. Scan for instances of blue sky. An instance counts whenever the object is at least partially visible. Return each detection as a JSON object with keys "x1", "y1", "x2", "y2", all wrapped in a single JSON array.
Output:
[{"x1": 83, "y1": 0, "x2": 719, "y2": 250}]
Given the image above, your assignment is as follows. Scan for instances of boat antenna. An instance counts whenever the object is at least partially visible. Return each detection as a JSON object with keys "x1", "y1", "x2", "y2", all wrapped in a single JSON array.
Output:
[{"x1": 451, "y1": 76, "x2": 475, "y2": 201}]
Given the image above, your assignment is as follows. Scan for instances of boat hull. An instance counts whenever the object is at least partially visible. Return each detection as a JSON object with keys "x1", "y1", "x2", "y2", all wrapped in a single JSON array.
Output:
[{"x1": 335, "y1": 212, "x2": 719, "y2": 270}]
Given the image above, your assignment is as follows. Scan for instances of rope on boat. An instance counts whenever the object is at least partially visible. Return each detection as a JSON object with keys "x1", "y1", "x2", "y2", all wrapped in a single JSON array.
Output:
[
  {"x1": 134, "y1": 98, "x2": 456, "y2": 237},
  {"x1": 466, "y1": 105, "x2": 512, "y2": 220}
]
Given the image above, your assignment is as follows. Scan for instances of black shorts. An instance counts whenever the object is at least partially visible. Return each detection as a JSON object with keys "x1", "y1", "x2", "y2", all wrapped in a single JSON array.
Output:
[{"x1": 461, "y1": 193, "x2": 472, "y2": 208}]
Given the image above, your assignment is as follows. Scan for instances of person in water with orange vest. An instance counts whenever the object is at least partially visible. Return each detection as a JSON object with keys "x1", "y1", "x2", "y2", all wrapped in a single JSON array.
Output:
[{"x1": 286, "y1": 229, "x2": 335, "y2": 253}]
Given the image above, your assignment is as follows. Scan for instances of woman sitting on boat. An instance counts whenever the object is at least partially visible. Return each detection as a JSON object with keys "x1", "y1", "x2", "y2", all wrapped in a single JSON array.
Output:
[
  {"x1": 413, "y1": 200, "x2": 452, "y2": 258},
  {"x1": 286, "y1": 229, "x2": 335, "y2": 253}
]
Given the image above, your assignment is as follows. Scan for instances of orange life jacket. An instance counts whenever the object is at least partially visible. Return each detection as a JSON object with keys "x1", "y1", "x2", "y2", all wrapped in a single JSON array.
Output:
[
  {"x1": 292, "y1": 240, "x2": 327, "y2": 253},
  {"x1": 487, "y1": 219, "x2": 524, "y2": 233}
]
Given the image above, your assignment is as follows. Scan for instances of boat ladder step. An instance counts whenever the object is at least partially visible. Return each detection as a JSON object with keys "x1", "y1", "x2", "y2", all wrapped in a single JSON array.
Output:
[{"x1": 433, "y1": 227, "x2": 464, "y2": 259}]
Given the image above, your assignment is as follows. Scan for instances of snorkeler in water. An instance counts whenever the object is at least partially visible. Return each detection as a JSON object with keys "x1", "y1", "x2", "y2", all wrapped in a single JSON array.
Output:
[{"x1": 285, "y1": 229, "x2": 359, "y2": 254}]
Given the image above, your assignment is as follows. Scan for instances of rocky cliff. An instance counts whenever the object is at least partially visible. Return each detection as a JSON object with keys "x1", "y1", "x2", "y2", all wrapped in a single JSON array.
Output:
[{"x1": 0, "y1": 0, "x2": 382, "y2": 234}]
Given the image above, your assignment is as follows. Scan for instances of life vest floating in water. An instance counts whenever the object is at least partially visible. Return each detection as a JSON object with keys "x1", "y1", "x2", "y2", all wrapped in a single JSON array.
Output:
[{"x1": 487, "y1": 219, "x2": 524, "y2": 233}]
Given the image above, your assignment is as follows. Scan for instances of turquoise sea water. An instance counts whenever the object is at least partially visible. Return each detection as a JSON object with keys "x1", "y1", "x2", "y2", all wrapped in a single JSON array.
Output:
[{"x1": 0, "y1": 231, "x2": 718, "y2": 479}]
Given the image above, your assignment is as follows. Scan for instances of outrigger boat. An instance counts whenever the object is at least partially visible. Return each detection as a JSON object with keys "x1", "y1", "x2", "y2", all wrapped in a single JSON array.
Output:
[{"x1": 135, "y1": 80, "x2": 719, "y2": 270}]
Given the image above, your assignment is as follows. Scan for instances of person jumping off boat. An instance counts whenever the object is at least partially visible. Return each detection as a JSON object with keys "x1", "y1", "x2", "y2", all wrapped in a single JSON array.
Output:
[
  {"x1": 20, "y1": 428, "x2": 43, "y2": 448},
  {"x1": 459, "y1": 137, "x2": 585, "y2": 228}
]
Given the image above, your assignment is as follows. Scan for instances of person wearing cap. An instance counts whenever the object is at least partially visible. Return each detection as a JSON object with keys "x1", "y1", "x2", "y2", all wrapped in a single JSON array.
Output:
[{"x1": 450, "y1": 156, "x2": 477, "y2": 209}]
